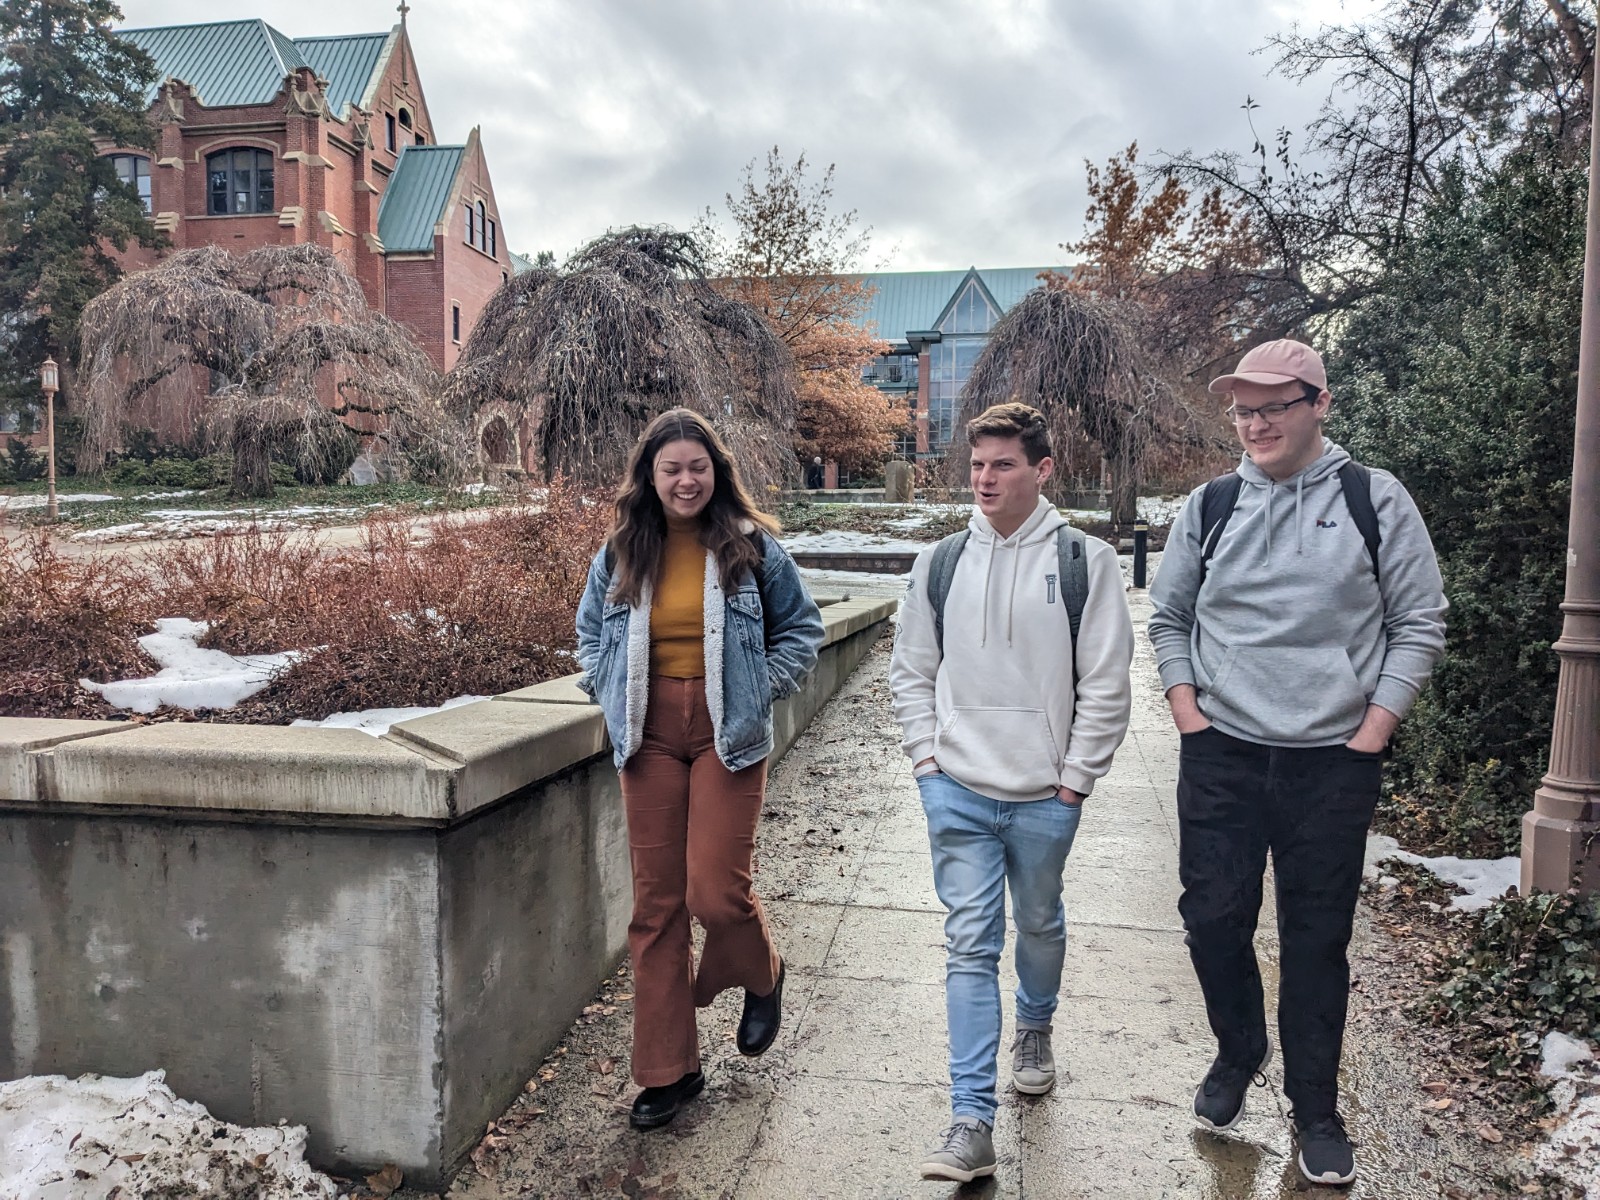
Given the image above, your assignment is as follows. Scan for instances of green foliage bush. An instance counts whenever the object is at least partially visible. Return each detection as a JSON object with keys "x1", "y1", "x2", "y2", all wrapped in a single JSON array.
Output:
[
  {"x1": 104, "y1": 452, "x2": 231, "y2": 489},
  {"x1": 2, "y1": 438, "x2": 46, "y2": 482},
  {"x1": 1329, "y1": 142, "x2": 1583, "y2": 855},
  {"x1": 1428, "y1": 890, "x2": 1600, "y2": 1082}
]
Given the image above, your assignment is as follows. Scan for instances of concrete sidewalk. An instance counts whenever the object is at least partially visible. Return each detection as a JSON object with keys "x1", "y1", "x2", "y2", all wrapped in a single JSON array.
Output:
[{"x1": 449, "y1": 588, "x2": 1493, "y2": 1200}]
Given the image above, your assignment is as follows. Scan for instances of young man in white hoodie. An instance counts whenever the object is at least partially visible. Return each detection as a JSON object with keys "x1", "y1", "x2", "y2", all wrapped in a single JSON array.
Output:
[{"x1": 890, "y1": 403, "x2": 1135, "y2": 1183}]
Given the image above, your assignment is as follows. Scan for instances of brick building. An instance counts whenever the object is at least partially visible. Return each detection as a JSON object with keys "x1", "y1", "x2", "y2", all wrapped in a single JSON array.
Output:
[{"x1": 108, "y1": 15, "x2": 515, "y2": 374}]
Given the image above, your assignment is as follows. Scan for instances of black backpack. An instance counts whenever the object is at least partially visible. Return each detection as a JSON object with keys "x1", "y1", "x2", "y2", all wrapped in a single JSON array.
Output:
[{"x1": 1198, "y1": 462, "x2": 1381, "y2": 584}]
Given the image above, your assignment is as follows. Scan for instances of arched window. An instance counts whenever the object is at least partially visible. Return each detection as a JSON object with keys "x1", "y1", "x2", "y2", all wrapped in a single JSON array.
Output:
[
  {"x1": 475, "y1": 201, "x2": 486, "y2": 251},
  {"x1": 108, "y1": 154, "x2": 151, "y2": 212},
  {"x1": 206, "y1": 148, "x2": 274, "y2": 215},
  {"x1": 398, "y1": 108, "x2": 413, "y2": 132},
  {"x1": 464, "y1": 201, "x2": 476, "y2": 247}
]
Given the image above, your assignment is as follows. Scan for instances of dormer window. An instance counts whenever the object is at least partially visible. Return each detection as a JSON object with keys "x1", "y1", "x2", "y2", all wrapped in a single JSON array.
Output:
[
  {"x1": 206, "y1": 148, "x2": 274, "y2": 215},
  {"x1": 109, "y1": 154, "x2": 151, "y2": 213}
]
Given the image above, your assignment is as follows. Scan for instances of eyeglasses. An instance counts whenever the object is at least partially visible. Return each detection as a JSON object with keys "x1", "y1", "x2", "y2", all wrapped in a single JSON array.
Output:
[{"x1": 1225, "y1": 397, "x2": 1313, "y2": 425}]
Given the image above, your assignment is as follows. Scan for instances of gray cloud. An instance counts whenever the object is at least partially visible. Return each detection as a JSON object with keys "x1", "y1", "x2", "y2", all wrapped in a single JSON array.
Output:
[{"x1": 120, "y1": 0, "x2": 1377, "y2": 268}]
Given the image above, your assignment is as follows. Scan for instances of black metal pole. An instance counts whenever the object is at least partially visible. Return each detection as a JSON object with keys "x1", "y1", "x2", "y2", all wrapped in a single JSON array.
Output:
[{"x1": 1133, "y1": 520, "x2": 1148, "y2": 589}]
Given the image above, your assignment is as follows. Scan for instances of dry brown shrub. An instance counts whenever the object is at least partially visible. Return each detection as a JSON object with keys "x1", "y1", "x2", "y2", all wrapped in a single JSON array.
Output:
[
  {"x1": 0, "y1": 533, "x2": 157, "y2": 717},
  {"x1": 212, "y1": 477, "x2": 612, "y2": 721},
  {"x1": 4, "y1": 479, "x2": 612, "y2": 723}
]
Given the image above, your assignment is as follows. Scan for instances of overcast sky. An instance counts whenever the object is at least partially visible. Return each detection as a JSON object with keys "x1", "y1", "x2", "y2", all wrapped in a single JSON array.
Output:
[{"x1": 118, "y1": 0, "x2": 1381, "y2": 270}]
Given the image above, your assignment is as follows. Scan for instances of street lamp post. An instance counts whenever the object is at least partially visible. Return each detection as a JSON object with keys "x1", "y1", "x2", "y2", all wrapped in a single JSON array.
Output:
[
  {"x1": 1520, "y1": 60, "x2": 1600, "y2": 895},
  {"x1": 39, "y1": 357, "x2": 59, "y2": 522}
]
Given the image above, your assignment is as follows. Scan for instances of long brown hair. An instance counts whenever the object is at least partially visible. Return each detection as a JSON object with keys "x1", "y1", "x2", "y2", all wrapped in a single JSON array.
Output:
[{"x1": 607, "y1": 408, "x2": 780, "y2": 606}]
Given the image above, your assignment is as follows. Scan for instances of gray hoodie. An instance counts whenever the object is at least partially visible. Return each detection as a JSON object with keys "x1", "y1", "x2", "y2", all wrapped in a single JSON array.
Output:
[{"x1": 1147, "y1": 439, "x2": 1447, "y2": 747}]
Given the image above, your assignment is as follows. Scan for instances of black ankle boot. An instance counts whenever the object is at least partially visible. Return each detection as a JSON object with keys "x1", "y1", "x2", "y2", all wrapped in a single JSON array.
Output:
[
  {"x1": 629, "y1": 1070, "x2": 705, "y2": 1131},
  {"x1": 736, "y1": 960, "x2": 785, "y2": 1057}
]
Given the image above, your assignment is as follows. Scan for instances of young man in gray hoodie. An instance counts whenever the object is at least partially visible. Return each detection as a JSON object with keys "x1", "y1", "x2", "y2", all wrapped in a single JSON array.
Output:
[
  {"x1": 1148, "y1": 339, "x2": 1447, "y2": 1187},
  {"x1": 891, "y1": 403, "x2": 1134, "y2": 1184}
]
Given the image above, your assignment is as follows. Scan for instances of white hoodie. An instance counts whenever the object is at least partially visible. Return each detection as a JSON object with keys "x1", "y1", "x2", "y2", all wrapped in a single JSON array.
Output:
[{"x1": 890, "y1": 496, "x2": 1135, "y2": 803}]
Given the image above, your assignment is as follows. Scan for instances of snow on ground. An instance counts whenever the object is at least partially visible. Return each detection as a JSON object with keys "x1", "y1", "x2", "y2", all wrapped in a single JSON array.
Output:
[
  {"x1": 292, "y1": 694, "x2": 489, "y2": 736},
  {"x1": 780, "y1": 530, "x2": 931, "y2": 554},
  {"x1": 0, "y1": 1070, "x2": 336, "y2": 1199},
  {"x1": 79, "y1": 618, "x2": 300, "y2": 713},
  {"x1": 1364, "y1": 834, "x2": 1522, "y2": 911},
  {"x1": 0, "y1": 492, "x2": 120, "y2": 510},
  {"x1": 1533, "y1": 1036, "x2": 1600, "y2": 1198},
  {"x1": 1543, "y1": 1032, "x2": 1596, "y2": 1079},
  {"x1": 57, "y1": 502, "x2": 386, "y2": 543}
]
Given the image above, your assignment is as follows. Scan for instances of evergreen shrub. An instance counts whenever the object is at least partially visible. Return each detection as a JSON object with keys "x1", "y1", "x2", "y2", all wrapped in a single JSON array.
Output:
[{"x1": 1329, "y1": 143, "x2": 1584, "y2": 855}]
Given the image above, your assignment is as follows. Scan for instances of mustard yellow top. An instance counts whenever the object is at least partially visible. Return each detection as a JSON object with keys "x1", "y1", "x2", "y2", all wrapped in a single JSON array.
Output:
[{"x1": 650, "y1": 516, "x2": 706, "y2": 678}]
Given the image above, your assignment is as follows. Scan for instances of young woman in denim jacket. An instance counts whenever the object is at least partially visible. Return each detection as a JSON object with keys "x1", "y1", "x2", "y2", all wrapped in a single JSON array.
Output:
[{"x1": 576, "y1": 408, "x2": 823, "y2": 1131}]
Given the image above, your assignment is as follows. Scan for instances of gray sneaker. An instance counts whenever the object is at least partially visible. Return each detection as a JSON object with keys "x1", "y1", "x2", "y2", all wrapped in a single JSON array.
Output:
[
  {"x1": 1011, "y1": 1029, "x2": 1056, "y2": 1095},
  {"x1": 919, "y1": 1116, "x2": 996, "y2": 1183}
]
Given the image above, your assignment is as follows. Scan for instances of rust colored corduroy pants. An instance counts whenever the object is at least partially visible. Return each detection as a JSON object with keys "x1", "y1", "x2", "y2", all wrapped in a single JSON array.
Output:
[{"x1": 620, "y1": 675, "x2": 781, "y2": 1087}]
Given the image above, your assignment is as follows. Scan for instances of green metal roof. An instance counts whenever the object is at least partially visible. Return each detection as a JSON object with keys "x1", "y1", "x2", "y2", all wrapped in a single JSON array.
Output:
[
  {"x1": 377, "y1": 145, "x2": 465, "y2": 253},
  {"x1": 122, "y1": 20, "x2": 392, "y2": 115},
  {"x1": 850, "y1": 267, "x2": 1069, "y2": 341},
  {"x1": 294, "y1": 32, "x2": 391, "y2": 118},
  {"x1": 122, "y1": 19, "x2": 310, "y2": 107}
]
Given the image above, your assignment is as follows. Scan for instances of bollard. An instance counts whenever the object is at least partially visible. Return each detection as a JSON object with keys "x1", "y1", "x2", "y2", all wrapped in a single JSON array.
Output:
[{"x1": 1133, "y1": 520, "x2": 1148, "y2": 589}]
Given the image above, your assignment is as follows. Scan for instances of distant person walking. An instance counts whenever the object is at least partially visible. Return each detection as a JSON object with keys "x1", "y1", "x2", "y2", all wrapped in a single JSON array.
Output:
[
  {"x1": 890, "y1": 402, "x2": 1135, "y2": 1183},
  {"x1": 576, "y1": 408, "x2": 824, "y2": 1131},
  {"x1": 1148, "y1": 340, "x2": 1447, "y2": 1186}
]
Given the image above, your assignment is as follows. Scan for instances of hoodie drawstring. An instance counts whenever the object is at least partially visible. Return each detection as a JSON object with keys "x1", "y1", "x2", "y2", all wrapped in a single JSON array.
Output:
[
  {"x1": 1263, "y1": 485, "x2": 1274, "y2": 564},
  {"x1": 1294, "y1": 475, "x2": 1306, "y2": 555},
  {"x1": 979, "y1": 538, "x2": 996, "y2": 648},
  {"x1": 1006, "y1": 549, "x2": 1021, "y2": 646}
]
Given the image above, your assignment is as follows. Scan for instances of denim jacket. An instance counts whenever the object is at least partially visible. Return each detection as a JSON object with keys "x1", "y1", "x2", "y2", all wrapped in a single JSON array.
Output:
[{"x1": 575, "y1": 529, "x2": 824, "y2": 772}]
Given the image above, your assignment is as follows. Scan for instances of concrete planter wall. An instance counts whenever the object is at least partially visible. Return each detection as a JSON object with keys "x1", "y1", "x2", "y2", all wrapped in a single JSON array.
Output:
[{"x1": 0, "y1": 596, "x2": 896, "y2": 1188}]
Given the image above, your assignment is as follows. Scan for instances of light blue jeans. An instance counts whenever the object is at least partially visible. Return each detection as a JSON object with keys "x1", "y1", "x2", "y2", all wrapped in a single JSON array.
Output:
[{"x1": 917, "y1": 771, "x2": 1083, "y2": 1124}]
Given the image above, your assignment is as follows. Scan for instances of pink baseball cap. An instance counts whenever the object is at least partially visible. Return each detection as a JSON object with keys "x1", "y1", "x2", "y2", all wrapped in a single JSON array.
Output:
[{"x1": 1208, "y1": 338, "x2": 1328, "y2": 394}]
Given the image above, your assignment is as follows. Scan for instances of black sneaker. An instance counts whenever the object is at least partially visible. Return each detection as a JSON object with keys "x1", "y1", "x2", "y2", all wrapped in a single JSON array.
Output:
[
  {"x1": 1295, "y1": 1111, "x2": 1355, "y2": 1185},
  {"x1": 1193, "y1": 1037, "x2": 1272, "y2": 1132}
]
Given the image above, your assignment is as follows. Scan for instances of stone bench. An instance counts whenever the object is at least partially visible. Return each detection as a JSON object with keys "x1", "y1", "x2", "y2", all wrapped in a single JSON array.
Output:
[{"x1": 0, "y1": 595, "x2": 896, "y2": 1188}]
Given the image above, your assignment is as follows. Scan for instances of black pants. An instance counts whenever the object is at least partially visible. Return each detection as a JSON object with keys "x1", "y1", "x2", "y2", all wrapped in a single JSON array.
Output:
[{"x1": 1176, "y1": 726, "x2": 1382, "y2": 1121}]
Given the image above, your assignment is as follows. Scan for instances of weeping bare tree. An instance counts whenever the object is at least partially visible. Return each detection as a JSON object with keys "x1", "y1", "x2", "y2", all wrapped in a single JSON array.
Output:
[
  {"x1": 442, "y1": 226, "x2": 798, "y2": 497},
  {"x1": 77, "y1": 245, "x2": 469, "y2": 497},
  {"x1": 959, "y1": 286, "x2": 1215, "y2": 528}
]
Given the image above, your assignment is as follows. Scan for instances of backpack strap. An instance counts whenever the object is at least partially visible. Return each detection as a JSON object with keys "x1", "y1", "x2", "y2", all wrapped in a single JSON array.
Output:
[
  {"x1": 927, "y1": 530, "x2": 970, "y2": 657},
  {"x1": 1056, "y1": 525, "x2": 1089, "y2": 644},
  {"x1": 1337, "y1": 461, "x2": 1382, "y2": 584},
  {"x1": 1056, "y1": 524, "x2": 1088, "y2": 693},
  {"x1": 1198, "y1": 472, "x2": 1244, "y2": 584}
]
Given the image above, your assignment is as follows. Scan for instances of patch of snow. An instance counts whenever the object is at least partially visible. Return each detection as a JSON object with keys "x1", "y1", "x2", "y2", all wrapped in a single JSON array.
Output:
[
  {"x1": 1137, "y1": 495, "x2": 1185, "y2": 526},
  {"x1": 292, "y1": 694, "x2": 488, "y2": 736},
  {"x1": 80, "y1": 618, "x2": 300, "y2": 713},
  {"x1": 130, "y1": 490, "x2": 198, "y2": 500},
  {"x1": 460, "y1": 481, "x2": 500, "y2": 494},
  {"x1": 1536, "y1": 1073, "x2": 1600, "y2": 1199},
  {"x1": 1364, "y1": 834, "x2": 1521, "y2": 911},
  {"x1": 1543, "y1": 1032, "x2": 1597, "y2": 1079},
  {"x1": 0, "y1": 492, "x2": 119, "y2": 510},
  {"x1": 0, "y1": 1069, "x2": 336, "y2": 1199},
  {"x1": 781, "y1": 530, "x2": 931, "y2": 554},
  {"x1": 69, "y1": 523, "x2": 154, "y2": 543}
]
